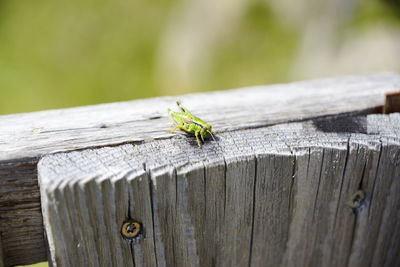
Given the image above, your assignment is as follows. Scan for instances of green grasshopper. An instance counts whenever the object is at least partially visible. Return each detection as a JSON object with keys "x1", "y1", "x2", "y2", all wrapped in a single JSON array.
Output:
[{"x1": 168, "y1": 101, "x2": 216, "y2": 147}]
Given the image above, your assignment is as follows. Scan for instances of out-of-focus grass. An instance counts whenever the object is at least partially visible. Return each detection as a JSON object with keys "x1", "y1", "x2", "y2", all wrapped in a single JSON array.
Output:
[
  {"x1": 208, "y1": 1, "x2": 298, "y2": 90},
  {"x1": 0, "y1": 0, "x2": 172, "y2": 114},
  {"x1": 0, "y1": 0, "x2": 398, "y2": 117},
  {"x1": 352, "y1": 0, "x2": 400, "y2": 27},
  {"x1": 0, "y1": 0, "x2": 298, "y2": 115}
]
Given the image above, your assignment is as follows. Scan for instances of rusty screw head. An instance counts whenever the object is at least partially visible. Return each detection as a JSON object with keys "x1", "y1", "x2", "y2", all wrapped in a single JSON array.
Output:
[{"x1": 121, "y1": 220, "x2": 144, "y2": 241}]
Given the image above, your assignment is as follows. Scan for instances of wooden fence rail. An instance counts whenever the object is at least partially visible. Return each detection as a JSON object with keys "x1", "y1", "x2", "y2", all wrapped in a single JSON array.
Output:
[{"x1": 1, "y1": 73, "x2": 400, "y2": 266}]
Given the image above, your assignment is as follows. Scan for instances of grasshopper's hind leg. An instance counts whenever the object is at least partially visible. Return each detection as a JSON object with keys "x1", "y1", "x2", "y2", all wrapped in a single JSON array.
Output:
[
  {"x1": 170, "y1": 125, "x2": 185, "y2": 133},
  {"x1": 176, "y1": 101, "x2": 192, "y2": 114}
]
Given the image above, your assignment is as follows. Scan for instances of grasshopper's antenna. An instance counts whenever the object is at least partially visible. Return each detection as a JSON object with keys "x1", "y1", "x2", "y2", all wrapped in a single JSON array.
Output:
[{"x1": 208, "y1": 130, "x2": 217, "y2": 142}]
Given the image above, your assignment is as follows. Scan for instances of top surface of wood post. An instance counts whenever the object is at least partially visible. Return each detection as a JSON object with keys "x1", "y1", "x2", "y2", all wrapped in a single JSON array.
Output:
[{"x1": 1, "y1": 73, "x2": 399, "y2": 161}]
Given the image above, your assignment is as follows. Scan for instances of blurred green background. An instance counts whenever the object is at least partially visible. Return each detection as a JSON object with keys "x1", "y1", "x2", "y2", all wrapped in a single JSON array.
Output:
[
  {"x1": 0, "y1": 0, "x2": 398, "y2": 265},
  {"x1": 1, "y1": 0, "x2": 399, "y2": 117}
]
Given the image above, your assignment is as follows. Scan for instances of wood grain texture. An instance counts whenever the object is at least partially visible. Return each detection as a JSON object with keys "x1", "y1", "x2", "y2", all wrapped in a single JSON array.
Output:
[
  {"x1": 38, "y1": 113, "x2": 400, "y2": 267},
  {"x1": 1, "y1": 73, "x2": 400, "y2": 266},
  {"x1": 0, "y1": 159, "x2": 46, "y2": 266}
]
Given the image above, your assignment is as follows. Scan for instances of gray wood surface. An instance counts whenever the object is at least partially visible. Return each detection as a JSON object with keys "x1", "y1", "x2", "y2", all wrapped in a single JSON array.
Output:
[
  {"x1": 1, "y1": 73, "x2": 400, "y2": 266},
  {"x1": 38, "y1": 113, "x2": 400, "y2": 267},
  {"x1": 1, "y1": 73, "x2": 399, "y2": 161}
]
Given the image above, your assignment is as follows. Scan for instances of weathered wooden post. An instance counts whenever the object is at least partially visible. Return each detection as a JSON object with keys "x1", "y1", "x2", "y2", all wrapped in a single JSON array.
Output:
[{"x1": 1, "y1": 74, "x2": 400, "y2": 266}]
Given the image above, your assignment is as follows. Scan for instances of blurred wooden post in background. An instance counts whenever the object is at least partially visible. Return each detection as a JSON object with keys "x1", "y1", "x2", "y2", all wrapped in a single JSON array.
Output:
[{"x1": 1, "y1": 74, "x2": 400, "y2": 266}]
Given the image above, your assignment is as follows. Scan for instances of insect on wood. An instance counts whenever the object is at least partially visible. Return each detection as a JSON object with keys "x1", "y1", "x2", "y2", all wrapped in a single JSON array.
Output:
[{"x1": 168, "y1": 101, "x2": 216, "y2": 147}]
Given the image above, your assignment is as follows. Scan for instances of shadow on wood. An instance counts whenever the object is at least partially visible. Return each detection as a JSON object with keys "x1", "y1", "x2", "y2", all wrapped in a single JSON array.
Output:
[{"x1": 312, "y1": 115, "x2": 368, "y2": 134}]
